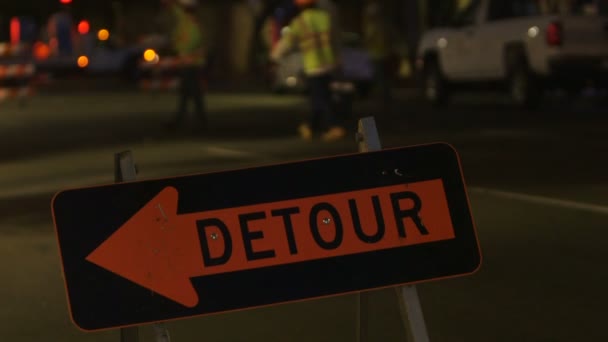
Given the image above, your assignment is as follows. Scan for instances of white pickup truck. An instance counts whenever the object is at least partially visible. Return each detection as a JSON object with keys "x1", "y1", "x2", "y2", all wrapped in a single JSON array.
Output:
[{"x1": 416, "y1": 0, "x2": 608, "y2": 108}]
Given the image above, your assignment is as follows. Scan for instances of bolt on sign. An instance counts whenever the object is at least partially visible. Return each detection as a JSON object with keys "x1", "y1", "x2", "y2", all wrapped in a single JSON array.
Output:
[{"x1": 52, "y1": 143, "x2": 481, "y2": 331}]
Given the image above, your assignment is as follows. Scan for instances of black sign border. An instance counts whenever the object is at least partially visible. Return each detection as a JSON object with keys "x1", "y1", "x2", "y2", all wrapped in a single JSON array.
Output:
[{"x1": 52, "y1": 143, "x2": 481, "y2": 331}]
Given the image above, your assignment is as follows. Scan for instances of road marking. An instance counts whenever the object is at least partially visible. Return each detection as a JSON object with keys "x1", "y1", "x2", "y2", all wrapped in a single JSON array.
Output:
[
  {"x1": 470, "y1": 187, "x2": 608, "y2": 215},
  {"x1": 0, "y1": 143, "x2": 264, "y2": 200},
  {"x1": 479, "y1": 129, "x2": 537, "y2": 138},
  {"x1": 205, "y1": 146, "x2": 259, "y2": 158}
]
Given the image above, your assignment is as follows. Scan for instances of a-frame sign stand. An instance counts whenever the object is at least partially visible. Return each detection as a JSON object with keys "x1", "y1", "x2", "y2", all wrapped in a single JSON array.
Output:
[
  {"x1": 115, "y1": 151, "x2": 171, "y2": 342},
  {"x1": 113, "y1": 116, "x2": 430, "y2": 342},
  {"x1": 355, "y1": 116, "x2": 430, "y2": 342}
]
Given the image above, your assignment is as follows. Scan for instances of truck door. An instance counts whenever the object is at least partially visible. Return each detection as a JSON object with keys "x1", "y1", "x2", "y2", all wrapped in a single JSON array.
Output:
[
  {"x1": 440, "y1": 0, "x2": 483, "y2": 80},
  {"x1": 477, "y1": 0, "x2": 545, "y2": 79}
]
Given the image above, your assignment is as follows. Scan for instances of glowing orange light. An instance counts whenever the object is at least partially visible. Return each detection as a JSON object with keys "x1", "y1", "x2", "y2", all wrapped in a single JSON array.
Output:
[
  {"x1": 77, "y1": 55, "x2": 89, "y2": 68},
  {"x1": 60, "y1": 0, "x2": 72, "y2": 4},
  {"x1": 33, "y1": 42, "x2": 51, "y2": 60},
  {"x1": 97, "y1": 29, "x2": 110, "y2": 41},
  {"x1": 78, "y1": 20, "x2": 90, "y2": 35},
  {"x1": 143, "y1": 49, "x2": 158, "y2": 63}
]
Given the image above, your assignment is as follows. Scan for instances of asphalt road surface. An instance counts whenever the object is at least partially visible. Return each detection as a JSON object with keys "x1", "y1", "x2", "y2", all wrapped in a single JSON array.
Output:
[{"x1": 0, "y1": 88, "x2": 607, "y2": 342}]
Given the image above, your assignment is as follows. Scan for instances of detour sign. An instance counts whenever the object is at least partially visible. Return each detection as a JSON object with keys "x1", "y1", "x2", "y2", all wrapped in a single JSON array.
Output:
[{"x1": 52, "y1": 143, "x2": 481, "y2": 331}]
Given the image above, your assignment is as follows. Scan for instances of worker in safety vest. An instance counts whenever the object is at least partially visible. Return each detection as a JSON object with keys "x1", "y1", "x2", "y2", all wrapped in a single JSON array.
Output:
[
  {"x1": 270, "y1": 0, "x2": 346, "y2": 142},
  {"x1": 162, "y1": 0, "x2": 207, "y2": 131},
  {"x1": 363, "y1": 0, "x2": 395, "y2": 109}
]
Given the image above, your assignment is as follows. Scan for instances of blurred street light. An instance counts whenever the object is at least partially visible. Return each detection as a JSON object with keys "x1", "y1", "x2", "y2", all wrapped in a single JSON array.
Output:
[
  {"x1": 143, "y1": 49, "x2": 159, "y2": 63},
  {"x1": 10, "y1": 17, "x2": 20, "y2": 45},
  {"x1": 78, "y1": 20, "x2": 90, "y2": 35},
  {"x1": 528, "y1": 26, "x2": 540, "y2": 38},
  {"x1": 33, "y1": 42, "x2": 51, "y2": 60},
  {"x1": 98, "y1": 29, "x2": 110, "y2": 41},
  {"x1": 77, "y1": 55, "x2": 89, "y2": 68}
]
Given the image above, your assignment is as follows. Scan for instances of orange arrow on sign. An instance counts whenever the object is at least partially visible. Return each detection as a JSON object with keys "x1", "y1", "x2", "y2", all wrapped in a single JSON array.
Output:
[{"x1": 87, "y1": 180, "x2": 455, "y2": 308}]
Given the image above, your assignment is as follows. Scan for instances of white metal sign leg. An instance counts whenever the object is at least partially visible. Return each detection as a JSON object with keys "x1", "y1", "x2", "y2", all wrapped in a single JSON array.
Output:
[
  {"x1": 399, "y1": 286, "x2": 430, "y2": 342},
  {"x1": 355, "y1": 117, "x2": 431, "y2": 342},
  {"x1": 153, "y1": 323, "x2": 171, "y2": 342},
  {"x1": 115, "y1": 151, "x2": 171, "y2": 342}
]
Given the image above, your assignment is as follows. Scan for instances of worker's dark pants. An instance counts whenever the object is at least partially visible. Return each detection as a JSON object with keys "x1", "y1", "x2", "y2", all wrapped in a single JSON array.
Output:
[
  {"x1": 307, "y1": 73, "x2": 336, "y2": 133},
  {"x1": 174, "y1": 66, "x2": 206, "y2": 126},
  {"x1": 372, "y1": 58, "x2": 393, "y2": 106}
]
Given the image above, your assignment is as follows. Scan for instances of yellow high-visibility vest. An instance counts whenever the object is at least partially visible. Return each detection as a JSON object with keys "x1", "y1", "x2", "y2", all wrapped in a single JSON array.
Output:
[
  {"x1": 457, "y1": 0, "x2": 473, "y2": 10},
  {"x1": 172, "y1": 5, "x2": 205, "y2": 66},
  {"x1": 363, "y1": 19, "x2": 392, "y2": 60},
  {"x1": 289, "y1": 9, "x2": 336, "y2": 76}
]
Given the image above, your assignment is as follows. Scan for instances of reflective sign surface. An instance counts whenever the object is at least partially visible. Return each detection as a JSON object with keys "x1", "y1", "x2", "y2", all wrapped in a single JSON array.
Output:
[{"x1": 52, "y1": 143, "x2": 481, "y2": 331}]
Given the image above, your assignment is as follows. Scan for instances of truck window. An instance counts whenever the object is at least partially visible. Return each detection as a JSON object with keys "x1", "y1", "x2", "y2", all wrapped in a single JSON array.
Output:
[
  {"x1": 570, "y1": 0, "x2": 608, "y2": 15},
  {"x1": 488, "y1": 0, "x2": 541, "y2": 20},
  {"x1": 452, "y1": 0, "x2": 482, "y2": 27},
  {"x1": 539, "y1": 0, "x2": 607, "y2": 15}
]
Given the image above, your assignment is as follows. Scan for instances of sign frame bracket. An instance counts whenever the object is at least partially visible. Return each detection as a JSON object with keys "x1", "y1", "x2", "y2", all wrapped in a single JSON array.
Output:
[
  {"x1": 355, "y1": 116, "x2": 430, "y2": 342},
  {"x1": 114, "y1": 151, "x2": 172, "y2": 342}
]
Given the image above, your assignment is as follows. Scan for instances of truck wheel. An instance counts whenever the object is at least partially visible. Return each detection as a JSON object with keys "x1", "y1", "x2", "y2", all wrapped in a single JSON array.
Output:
[
  {"x1": 423, "y1": 60, "x2": 449, "y2": 106},
  {"x1": 509, "y1": 61, "x2": 542, "y2": 109}
]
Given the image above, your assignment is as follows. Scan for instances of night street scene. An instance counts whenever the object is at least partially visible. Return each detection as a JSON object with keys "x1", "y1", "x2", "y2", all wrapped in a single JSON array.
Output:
[{"x1": 1, "y1": 0, "x2": 607, "y2": 341}]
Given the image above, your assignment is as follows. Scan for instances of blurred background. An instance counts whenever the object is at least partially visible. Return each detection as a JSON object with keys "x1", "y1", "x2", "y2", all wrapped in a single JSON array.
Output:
[
  {"x1": 1, "y1": 0, "x2": 606, "y2": 92},
  {"x1": 0, "y1": 0, "x2": 607, "y2": 341}
]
